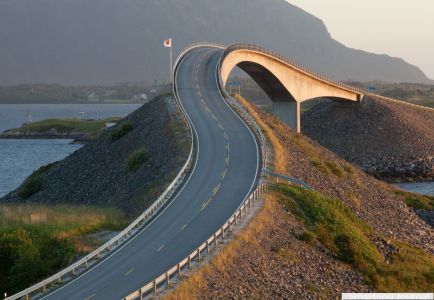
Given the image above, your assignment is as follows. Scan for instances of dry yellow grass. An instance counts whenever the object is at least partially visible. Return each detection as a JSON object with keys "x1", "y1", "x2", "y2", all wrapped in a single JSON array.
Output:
[
  {"x1": 232, "y1": 94, "x2": 288, "y2": 173},
  {"x1": 163, "y1": 94, "x2": 287, "y2": 299},
  {"x1": 163, "y1": 192, "x2": 278, "y2": 300}
]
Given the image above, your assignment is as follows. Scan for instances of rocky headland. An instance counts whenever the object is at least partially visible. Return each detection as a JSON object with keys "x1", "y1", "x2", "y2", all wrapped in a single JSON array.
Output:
[
  {"x1": 1, "y1": 94, "x2": 190, "y2": 216},
  {"x1": 0, "y1": 117, "x2": 121, "y2": 143},
  {"x1": 302, "y1": 97, "x2": 434, "y2": 182}
]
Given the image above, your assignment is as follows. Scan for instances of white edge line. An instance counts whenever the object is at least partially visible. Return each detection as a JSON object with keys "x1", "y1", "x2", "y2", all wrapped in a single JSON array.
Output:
[
  {"x1": 40, "y1": 50, "x2": 202, "y2": 299},
  {"x1": 213, "y1": 50, "x2": 261, "y2": 212}
]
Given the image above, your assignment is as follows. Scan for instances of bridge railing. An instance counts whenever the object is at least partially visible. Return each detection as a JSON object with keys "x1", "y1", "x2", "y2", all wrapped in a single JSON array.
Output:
[
  {"x1": 122, "y1": 182, "x2": 267, "y2": 300},
  {"x1": 221, "y1": 43, "x2": 365, "y2": 95},
  {"x1": 5, "y1": 56, "x2": 202, "y2": 300},
  {"x1": 122, "y1": 45, "x2": 270, "y2": 300},
  {"x1": 222, "y1": 44, "x2": 434, "y2": 112}
]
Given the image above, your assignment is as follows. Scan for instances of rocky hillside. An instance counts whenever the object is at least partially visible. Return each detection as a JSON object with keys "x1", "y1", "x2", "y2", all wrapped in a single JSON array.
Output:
[
  {"x1": 302, "y1": 97, "x2": 434, "y2": 182},
  {"x1": 1, "y1": 95, "x2": 190, "y2": 216},
  {"x1": 165, "y1": 95, "x2": 433, "y2": 298},
  {"x1": 0, "y1": 0, "x2": 431, "y2": 85}
]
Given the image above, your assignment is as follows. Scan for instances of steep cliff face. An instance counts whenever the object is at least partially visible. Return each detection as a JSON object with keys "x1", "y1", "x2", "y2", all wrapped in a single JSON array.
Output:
[{"x1": 0, "y1": 0, "x2": 431, "y2": 85}]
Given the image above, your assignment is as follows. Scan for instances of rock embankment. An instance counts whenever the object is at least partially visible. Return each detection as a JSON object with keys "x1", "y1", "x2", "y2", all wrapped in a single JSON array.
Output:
[
  {"x1": 168, "y1": 96, "x2": 433, "y2": 299},
  {"x1": 302, "y1": 97, "x2": 434, "y2": 182},
  {"x1": 1, "y1": 95, "x2": 190, "y2": 216}
]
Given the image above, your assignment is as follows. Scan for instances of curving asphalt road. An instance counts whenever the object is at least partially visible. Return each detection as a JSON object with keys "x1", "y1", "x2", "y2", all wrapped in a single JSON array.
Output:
[{"x1": 41, "y1": 46, "x2": 260, "y2": 299}]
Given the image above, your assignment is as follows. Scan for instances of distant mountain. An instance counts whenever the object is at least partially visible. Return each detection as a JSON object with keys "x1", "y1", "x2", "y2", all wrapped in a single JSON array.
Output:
[{"x1": 0, "y1": 0, "x2": 431, "y2": 85}]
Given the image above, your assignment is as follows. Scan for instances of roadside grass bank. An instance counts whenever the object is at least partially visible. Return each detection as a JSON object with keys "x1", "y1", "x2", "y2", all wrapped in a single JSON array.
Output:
[
  {"x1": 394, "y1": 189, "x2": 434, "y2": 210},
  {"x1": 165, "y1": 93, "x2": 433, "y2": 298},
  {"x1": 0, "y1": 94, "x2": 190, "y2": 295},
  {"x1": 165, "y1": 184, "x2": 433, "y2": 299},
  {"x1": 0, "y1": 203, "x2": 128, "y2": 295},
  {"x1": 278, "y1": 184, "x2": 434, "y2": 292}
]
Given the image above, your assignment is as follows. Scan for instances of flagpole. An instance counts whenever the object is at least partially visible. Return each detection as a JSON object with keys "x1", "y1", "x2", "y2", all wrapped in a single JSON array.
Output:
[{"x1": 170, "y1": 41, "x2": 173, "y2": 85}]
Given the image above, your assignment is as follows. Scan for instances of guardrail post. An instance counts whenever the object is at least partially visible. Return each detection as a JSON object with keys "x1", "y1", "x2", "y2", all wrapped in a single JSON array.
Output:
[
  {"x1": 166, "y1": 271, "x2": 169, "y2": 285},
  {"x1": 198, "y1": 248, "x2": 201, "y2": 260},
  {"x1": 153, "y1": 279, "x2": 157, "y2": 294},
  {"x1": 214, "y1": 233, "x2": 217, "y2": 246},
  {"x1": 177, "y1": 263, "x2": 181, "y2": 277},
  {"x1": 206, "y1": 241, "x2": 209, "y2": 253},
  {"x1": 188, "y1": 256, "x2": 192, "y2": 269},
  {"x1": 24, "y1": 294, "x2": 29, "y2": 300},
  {"x1": 85, "y1": 259, "x2": 88, "y2": 268},
  {"x1": 222, "y1": 227, "x2": 225, "y2": 239},
  {"x1": 72, "y1": 268, "x2": 76, "y2": 276},
  {"x1": 58, "y1": 275, "x2": 62, "y2": 283},
  {"x1": 139, "y1": 288, "x2": 143, "y2": 300}
]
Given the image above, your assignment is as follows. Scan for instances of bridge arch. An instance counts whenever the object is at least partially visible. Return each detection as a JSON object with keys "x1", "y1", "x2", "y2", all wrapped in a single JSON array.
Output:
[{"x1": 219, "y1": 44, "x2": 364, "y2": 132}]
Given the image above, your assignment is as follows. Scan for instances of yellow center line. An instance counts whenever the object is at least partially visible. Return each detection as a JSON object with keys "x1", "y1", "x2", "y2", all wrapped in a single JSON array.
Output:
[
  {"x1": 124, "y1": 267, "x2": 135, "y2": 276},
  {"x1": 223, "y1": 132, "x2": 228, "y2": 140},
  {"x1": 201, "y1": 198, "x2": 212, "y2": 211},
  {"x1": 226, "y1": 143, "x2": 230, "y2": 152},
  {"x1": 84, "y1": 294, "x2": 96, "y2": 300},
  {"x1": 221, "y1": 168, "x2": 227, "y2": 179},
  {"x1": 180, "y1": 224, "x2": 187, "y2": 231},
  {"x1": 157, "y1": 244, "x2": 165, "y2": 252},
  {"x1": 212, "y1": 183, "x2": 221, "y2": 196}
]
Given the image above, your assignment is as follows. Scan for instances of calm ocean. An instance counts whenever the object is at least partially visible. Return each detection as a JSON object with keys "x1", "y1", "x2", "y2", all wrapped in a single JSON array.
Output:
[{"x1": 0, "y1": 104, "x2": 141, "y2": 197}]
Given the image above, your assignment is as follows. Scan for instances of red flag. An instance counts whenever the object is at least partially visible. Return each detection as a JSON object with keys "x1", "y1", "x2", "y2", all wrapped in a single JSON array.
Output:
[{"x1": 163, "y1": 38, "x2": 172, "y2": 47}]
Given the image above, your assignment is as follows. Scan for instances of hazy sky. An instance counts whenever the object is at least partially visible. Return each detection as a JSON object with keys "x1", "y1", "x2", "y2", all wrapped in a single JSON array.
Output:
[{"x1": 288, "y1": 0, "x2": 434, "y2": 79}]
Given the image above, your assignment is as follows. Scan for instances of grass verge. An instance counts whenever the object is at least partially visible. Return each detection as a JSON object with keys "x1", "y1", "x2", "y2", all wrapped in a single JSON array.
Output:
[
  {"x1": 394, "y1": 189, "x2": 434, "y2": 210},
  {"x1": 277, "y1": 184, "x2": 433, "y2": 292},
  {"x1": 0, "y1": 203, "x2": 128, "y2": 295}
]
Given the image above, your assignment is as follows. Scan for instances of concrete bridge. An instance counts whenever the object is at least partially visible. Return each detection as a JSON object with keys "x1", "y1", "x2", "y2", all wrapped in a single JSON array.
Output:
[{"x1": 219, "y1": 44, "x2": 365, "y2": 132}]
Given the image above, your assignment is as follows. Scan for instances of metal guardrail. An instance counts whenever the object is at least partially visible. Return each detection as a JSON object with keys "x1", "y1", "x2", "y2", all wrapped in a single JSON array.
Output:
[
  {"x1": 11, "y1": 42, "x2": 432, "y2": 300},
  {"x1": 265, "y1": 170, "x2": 312, "y2": 190},
  {"x1": 124, "y1": 43, "x2": 434, "y2": 299},
  {"x1": 6, "y1": 60, "x2": 199, "y2": 300},
  {"x1": 122, "y1": 44, "x2": 269, "y2": 300},
  {"x1": 222, "y1": 44, "x2": 434, "y2": 112}
]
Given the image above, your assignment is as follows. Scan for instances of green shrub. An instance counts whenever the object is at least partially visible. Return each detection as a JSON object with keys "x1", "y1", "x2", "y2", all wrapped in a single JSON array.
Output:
[
  {"x1": 18, "y1": 175, "x2": 44, "y2": 199},
  {"x1": 127, "y1": 148, "x2": 148, "y2": 172},
  {"x1": 275, "y1": 184, "x2": 434, "y2": 291},
  {"x1": 0, "y1": 204, "x2": 128, "y2": 294},
  {"x1": 110, "y1": 122, "x2": 133, "y2": 141},
  {"x1": 16, "y1": 162, "x2": 59, "y2": 199},
  {"x1": 298, "y1": 230, "x2": 316, "y2": 244},
  {"x1": 394, "y1": 190, "x2": 434, "y2": 210}
]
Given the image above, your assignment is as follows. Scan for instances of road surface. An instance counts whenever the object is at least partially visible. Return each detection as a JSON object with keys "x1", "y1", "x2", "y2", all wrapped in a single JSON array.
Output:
[{"x1": 42, "y1": 46, "x2": 260, "y2": 300}]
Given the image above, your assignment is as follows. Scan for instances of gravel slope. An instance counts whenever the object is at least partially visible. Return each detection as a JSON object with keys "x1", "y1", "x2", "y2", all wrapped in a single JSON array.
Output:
[
  {"x1": 302, "y1": 97, "x2": 434, "y2": 181},
  {"x1": 1, "y1": 95, "x2": 190, "y2": 216}
]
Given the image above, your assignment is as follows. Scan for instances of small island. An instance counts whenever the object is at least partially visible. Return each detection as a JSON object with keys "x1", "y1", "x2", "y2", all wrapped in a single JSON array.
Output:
[{"x1": 0, "y1": 117, "x2": 121, "y2": 142}]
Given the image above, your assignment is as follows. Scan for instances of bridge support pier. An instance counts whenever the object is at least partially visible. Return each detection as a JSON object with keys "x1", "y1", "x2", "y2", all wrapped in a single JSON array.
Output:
[{"x1": 271, "y1": 101, "x2": 301, "y2": 133}]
